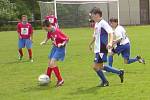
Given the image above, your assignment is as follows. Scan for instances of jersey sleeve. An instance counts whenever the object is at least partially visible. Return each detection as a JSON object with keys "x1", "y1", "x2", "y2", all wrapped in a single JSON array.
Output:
[
  {"x1": 29, "y1": 24, "x2": 33, "y2": 34},
  {"x1": 60, "y1": 32, "x2": 69, "y2": 41},
  {"x1": 47, "y1": 32, "x2": 51, "y2": 39},
  {"x1": 102, "y1": 21, "x2": 113, "y2": 34}
]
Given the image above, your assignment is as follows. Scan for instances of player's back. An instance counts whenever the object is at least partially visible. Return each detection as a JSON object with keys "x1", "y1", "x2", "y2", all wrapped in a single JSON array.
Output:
[{"x1": 115, "y1": 25, "x2": 130, "y2": 45}]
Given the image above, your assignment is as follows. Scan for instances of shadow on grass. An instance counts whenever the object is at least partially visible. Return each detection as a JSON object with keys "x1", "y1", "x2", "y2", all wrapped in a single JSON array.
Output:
[
  {"x1": 69, "y1": 86, "x2": 101, "y2": 95},
  {"x1": 21, "y1": 84, "x2": 55, "y2": 93},
  {"x1": 69, "y1": 83, "x2": 123, "y2": 96},
  {"x1": 0, "y1": 60, "x2": 31, "y2": 67}
]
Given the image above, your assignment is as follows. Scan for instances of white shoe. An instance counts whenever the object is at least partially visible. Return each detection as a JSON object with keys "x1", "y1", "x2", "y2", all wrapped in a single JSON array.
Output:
[
  {"x1": 30, "y1": 59, "x2": 34, "y2": 62},
  {"x1": 102, "y1": 70, "x2": 106, "y2": 73}
]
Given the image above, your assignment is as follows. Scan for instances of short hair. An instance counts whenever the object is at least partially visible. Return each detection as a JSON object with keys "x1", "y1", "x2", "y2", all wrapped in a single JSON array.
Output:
[
  {"x1": 42, "y1": 20, "x2": 51, "y2": 27},
  {"x1": 110, "y1": 18, "x2": 118, "y2": 23},
  {"x1": 90, "y1": 7, "x2": 102, "y2": 17},
  {"x1": 22, "y1": 15, "x2": 27, "y2": 18}
]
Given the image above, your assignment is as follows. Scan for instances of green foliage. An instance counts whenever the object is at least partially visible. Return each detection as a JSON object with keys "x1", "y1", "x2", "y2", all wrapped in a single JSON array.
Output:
[
  {"x1": 0, "y1": 26, "x2": 150, "y2": 100},
  {"x1": 0, "y1": 0, "x2": 17, "y2": 20}
]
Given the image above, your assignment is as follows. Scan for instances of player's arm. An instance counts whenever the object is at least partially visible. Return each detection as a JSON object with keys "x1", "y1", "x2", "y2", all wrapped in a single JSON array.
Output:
[
  {"x1": 57, "y1": 40, "x2": 68, "y2": 47},
  {"x1": 57, "y1": 33, "x2": 69, "y2": 47},
  {"x1": 108, "y1": 32, "x2": 113, "y2": 48},
  {"x1": 112, "y1": 30, "x2": 123, "y2": 45},
  {"x1": 17, "y1": 24, "x2": 21, "y2": 39},
  {"x1": 89, "y1": 36, "x2": 95, "y2": 51},
  {"x1": 103, "y1": 22, "x2": 113, "y2": 49},
  {"x1": 30, "y1": 25, "x2": 33, "y2": 42},
  {"x1": 40, "y1": 36, "x2": 49, "y2": 45}
]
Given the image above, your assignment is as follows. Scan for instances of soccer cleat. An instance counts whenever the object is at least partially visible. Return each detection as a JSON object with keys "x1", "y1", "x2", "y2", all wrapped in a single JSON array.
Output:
[
  {"x1": 97, "y1": 81, "x2": 109, "y2": 87},
  {"x1": 136, "y1": 56, "x2": 145, "y2": 64},
  {"x1": 18, "y1": 56, "x2": 23, "y2": 60},
  {"x1": 56, "y1": 80, "x2": 64, "y2": 87},
  {"x1": 119, "y1": 69, "x2": 124, "y2": 83}
]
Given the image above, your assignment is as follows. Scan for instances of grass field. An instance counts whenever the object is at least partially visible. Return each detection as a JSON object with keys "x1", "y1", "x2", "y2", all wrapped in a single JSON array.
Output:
[{"x1": 0, "y1": 26, "x2": 150, "y2": 100}]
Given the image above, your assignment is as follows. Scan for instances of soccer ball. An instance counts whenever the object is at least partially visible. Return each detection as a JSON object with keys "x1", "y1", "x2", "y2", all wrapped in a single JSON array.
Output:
[{"x1": 38, "y1": 74, "x2": 50, "y2": 85}]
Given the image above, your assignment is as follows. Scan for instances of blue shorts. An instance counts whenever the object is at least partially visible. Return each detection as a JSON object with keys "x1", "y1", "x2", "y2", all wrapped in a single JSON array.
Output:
[
  {"x1": 94, "y1": 53, "x2": 107, "y2": 63},
  {"x1": 18, "y1": 39, "x2": 32, "y2": 49},
  {"x1": 49, "y1": 46, "x2": 66, "y2": 61},
  {"x1": 112, "y1": 43, "x2": 130, "y2": 59}
]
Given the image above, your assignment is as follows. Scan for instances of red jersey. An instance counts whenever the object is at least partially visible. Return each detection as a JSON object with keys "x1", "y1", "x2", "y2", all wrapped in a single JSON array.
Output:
[
  {"x1": 45, "y1": 15, "x2": 58, "y2": 27},
  {"x1": 17, "y1": 22, "x2": 33, "y2": 39},
  {"x1": 47, "y1": 28, "x2": 69, "y2": 47}
]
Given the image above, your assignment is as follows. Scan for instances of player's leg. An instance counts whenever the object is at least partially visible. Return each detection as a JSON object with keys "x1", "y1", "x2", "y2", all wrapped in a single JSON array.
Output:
[
  {"x1": 122, "y1": 44, "x2": 139, "y2": 64},
  {"x1": 93, "y1": 53, "x2": 109, "y2": 87},
  {"x1": 49, "y1": 59, "x2": 64, "y2": 87},
  {"x1": 102, "y1": 53, "x2": 124, "y2": 83},
  {"x1": 103, "y1": 65, "x2": 124, "y2": 83},
  {"x1": 26, "y1": 39, "x2": 33, "y2": 62},
  {"x1": 108, "y1": 51, "x2": 115, "y2": 67},
  {"x1": 18, "y1": 39, "x2": 25, "y2": 60},
  {"x1": 136, "y1": 56, "x2": 145, "y2": 64},
  {"x1": 48, "y1": 46, "x2": 65, "y2": 87},
  {"x1": 46, "y1": 46, "x2": 56, "y2": 78}
]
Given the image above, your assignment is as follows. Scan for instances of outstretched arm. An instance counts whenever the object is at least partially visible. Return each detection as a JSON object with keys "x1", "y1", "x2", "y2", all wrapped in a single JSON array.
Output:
[{"x1": 40, "y1": 36, "x2": 49, "y2": 45}]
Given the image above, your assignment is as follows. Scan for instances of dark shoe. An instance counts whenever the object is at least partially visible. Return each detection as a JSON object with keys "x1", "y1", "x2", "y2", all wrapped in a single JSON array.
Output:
[
  {"x1": 119, "y1": 70, "x2": 124, "y2": 83},
  {"x1": 136, "y1": 56, "x2": 145, "y2": 64},
  {"x1": 56, "y1": 80, "x2": 64, "y2": 87},
  {"x1": 97, "y1": 81, "x2": 109, "y2": 87}
]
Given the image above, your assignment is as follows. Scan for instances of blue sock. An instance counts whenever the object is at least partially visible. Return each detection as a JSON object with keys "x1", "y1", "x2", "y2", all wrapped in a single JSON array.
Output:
[
  {"x1": 108, "y1": 55, "x2": 113, "y2": 67},
  {"x1": 104, "y1": 65, "x2": 121, "y2": 75},
  {"x1": 96, "y1": 70, "x2": 107, "y2": 83},
  {"x1": 127, "y1": 58, "x2": 138, "y2": 64}
]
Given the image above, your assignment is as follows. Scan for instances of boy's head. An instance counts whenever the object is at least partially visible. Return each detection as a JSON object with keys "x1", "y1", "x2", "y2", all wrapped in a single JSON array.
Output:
[
  {"x1": 90, "y1": 7, "x2": 102, "y2": 22},
  {"x1": 42, "y1": 20, "x2": 52, "y2": 31},
  {"x1": 109, "y1": 18, "x2": 118, "y2": 28},
  {"x1": 21, "y1": 15, "x2": 28, "y2": 24}
]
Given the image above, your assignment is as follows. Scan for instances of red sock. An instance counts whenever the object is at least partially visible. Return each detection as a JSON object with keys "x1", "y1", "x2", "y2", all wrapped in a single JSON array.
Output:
[
  {"x1": 18, "y1": 49, "x2": 23, "y2": 56},
  {"x1": 28, "y1": 49, "x2": 32, "y2": 59},
  {"x1": 53, "y1": 66, "x2": 62, "y2": 81},
  {"x1": 46, "y1": 67, "x2": 53, "y2": 78}
]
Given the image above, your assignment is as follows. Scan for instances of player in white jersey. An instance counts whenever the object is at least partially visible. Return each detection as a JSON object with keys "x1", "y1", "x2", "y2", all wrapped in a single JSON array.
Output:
[
  {"x1": 108, "y1": 18, "x2": 145, "y2": 67},
  {"x1": 89, "y1": 7, "x2": 124, "y2": 87}
]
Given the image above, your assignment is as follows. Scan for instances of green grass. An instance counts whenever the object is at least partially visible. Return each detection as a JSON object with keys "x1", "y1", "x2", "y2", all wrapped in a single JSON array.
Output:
[{"x1": 0, "y1": 26, "x2": 150, "y2": 100}]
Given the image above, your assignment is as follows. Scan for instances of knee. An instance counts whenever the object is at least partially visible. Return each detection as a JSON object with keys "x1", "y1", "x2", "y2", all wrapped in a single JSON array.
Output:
[
  {"x1": 93, "y1": 66, "x2": 99, "y2": 71},
  {"x1": 92, "y1": 65, "x2": 103, "y2": 71},
  {"x1": 49, "y1": 61, "x2": 55, "y2": 67}
]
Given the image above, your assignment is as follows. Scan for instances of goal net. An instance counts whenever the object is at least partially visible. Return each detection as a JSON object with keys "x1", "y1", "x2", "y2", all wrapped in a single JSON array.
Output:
[{"x1": 38, "y1": 0, "x2": 119, "y2": 28}]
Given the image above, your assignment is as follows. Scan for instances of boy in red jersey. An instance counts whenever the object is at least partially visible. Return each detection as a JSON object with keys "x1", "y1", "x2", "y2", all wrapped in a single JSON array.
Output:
[
  {"x1": 40, "y1": 20, "x2": 69, "y2": 87},
  {"x1": 17, "y1": 15, "x2": 33, "y2": 62},
  {"x1": 45, "y1": 11, "x2": 58, "y2": 28}
]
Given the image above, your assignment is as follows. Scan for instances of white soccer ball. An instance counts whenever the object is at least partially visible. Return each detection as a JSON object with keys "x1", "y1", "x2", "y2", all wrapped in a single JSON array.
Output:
[{"x1": 38, "y1": 74, "x2": 50, "y2": 85}]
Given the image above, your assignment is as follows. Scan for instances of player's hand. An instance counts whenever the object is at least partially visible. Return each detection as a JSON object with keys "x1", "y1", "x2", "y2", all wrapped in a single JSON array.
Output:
[
  {"x1": 107, "y1": 43, "x2": 113, "y2": 49},
  {"x1": 40, "y1": 41, "x2": 46, "y2": 45},
  {"x1": 57, "y1": 43, "x2": 63, "y2": 47},
  {"x1": 89, "y1": 44, "x2": 93, "y2": 51},
  {"x1": 30, "y1": 40, "x2": 33, "y2": 43}
]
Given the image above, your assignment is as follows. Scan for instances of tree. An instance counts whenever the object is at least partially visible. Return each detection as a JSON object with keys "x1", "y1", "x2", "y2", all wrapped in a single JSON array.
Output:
[{"x1": 0, "y1": 0, "x2": 17, "y2": 20}]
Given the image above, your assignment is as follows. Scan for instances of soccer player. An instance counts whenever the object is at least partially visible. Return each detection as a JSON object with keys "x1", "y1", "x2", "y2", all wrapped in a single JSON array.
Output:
[
  {"x1": 45, "y1": 11, "x2": 59, "y2": 28},
  {"x1": 89, "y1": 7, "x2": 124, "y2": 87},
  {"x1": 40, "y1": 20, "x2": 69, "y2": 87},
  {"x1": 108, "y1": 18, "x2": 145, "y2": 67},
  {"x1": 17, "y1": 15, "x2": 33, "y2": 62}
]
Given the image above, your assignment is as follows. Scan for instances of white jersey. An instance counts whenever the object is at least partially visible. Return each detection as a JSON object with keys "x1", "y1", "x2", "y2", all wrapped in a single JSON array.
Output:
[
  {"x1": 114, "y1": 25, "x2": 130, "y2": 45},
  {"x1": 93, "y1": 19, "x2": 113, "y2": 53}
]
